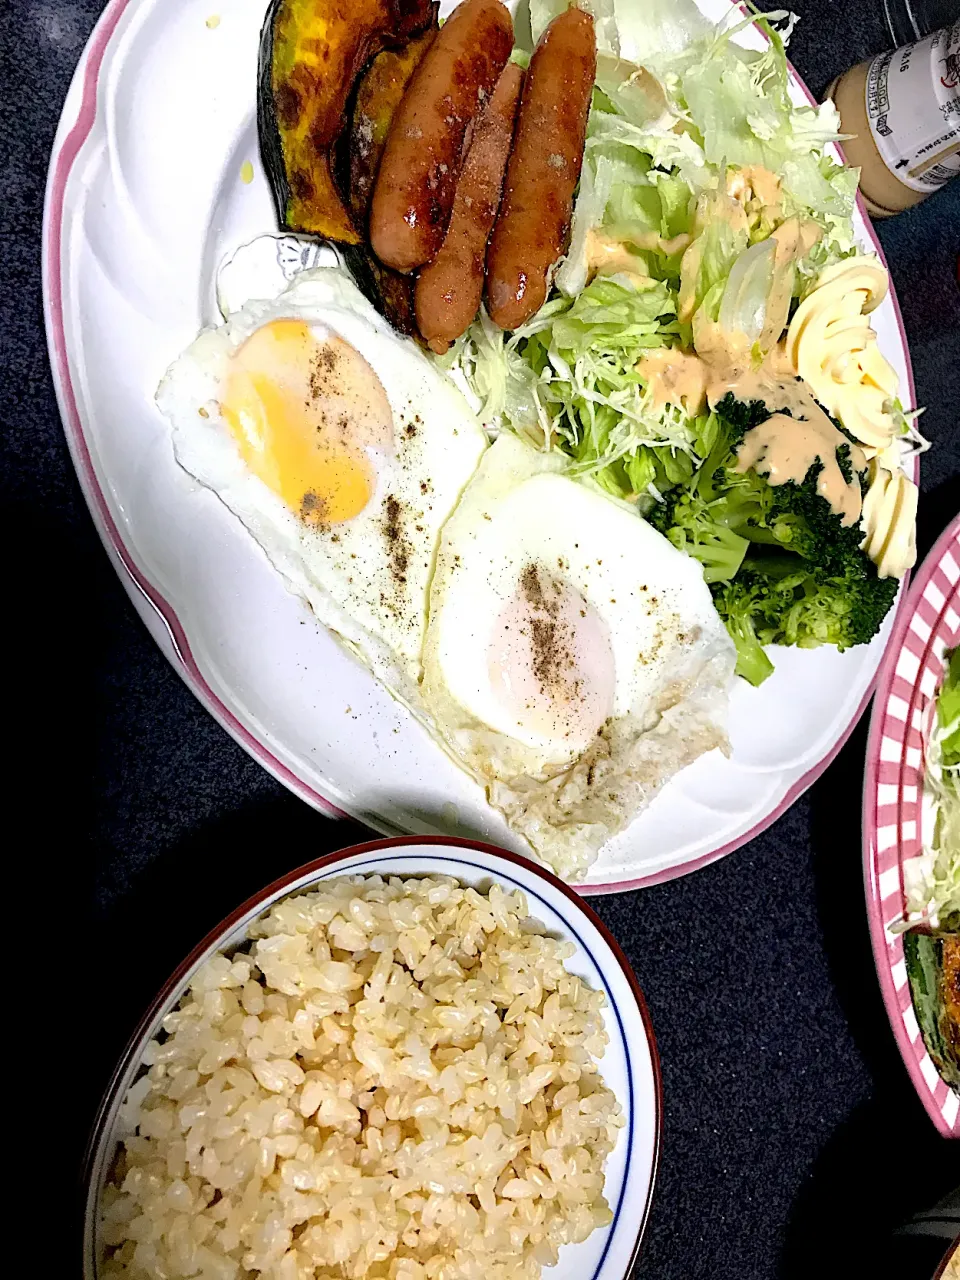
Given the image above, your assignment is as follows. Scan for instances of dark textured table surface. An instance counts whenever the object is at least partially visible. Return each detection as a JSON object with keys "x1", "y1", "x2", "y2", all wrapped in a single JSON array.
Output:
[{"x1": 5, "y1": 0, "x2": 960, "y2": 1275}]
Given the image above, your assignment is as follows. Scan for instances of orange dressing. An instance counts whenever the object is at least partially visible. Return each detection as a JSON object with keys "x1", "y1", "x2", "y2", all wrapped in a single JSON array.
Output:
[{"x1": 637, "y1": 342, "x2": 867, "y2": 526}]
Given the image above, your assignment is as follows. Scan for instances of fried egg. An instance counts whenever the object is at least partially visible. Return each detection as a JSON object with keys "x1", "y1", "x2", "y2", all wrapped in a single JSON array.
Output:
[
  {"x1": 157, "y1": 268, "x2": 488, "y2": 706},
  {"x1": 421, "y1": 434, "x2": 736, "y2": 879}
]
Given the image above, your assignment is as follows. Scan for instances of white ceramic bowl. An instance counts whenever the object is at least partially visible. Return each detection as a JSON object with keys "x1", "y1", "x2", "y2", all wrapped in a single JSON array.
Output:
[{"x1": 84, "y1": 836, "x2": 662, "y2": 1279}]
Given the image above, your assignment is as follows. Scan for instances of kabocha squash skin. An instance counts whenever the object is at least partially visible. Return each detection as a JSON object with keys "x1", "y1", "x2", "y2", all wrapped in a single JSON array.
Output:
[
  {"x1": 258, "y1": 0, "x2": 437, "y2": 244},
  {"x1": 342, "y1": 28, "x2": 439, "y2": 337},
  {"x1": 340, "y1": 248, "x2": 422, "y2": 337}
]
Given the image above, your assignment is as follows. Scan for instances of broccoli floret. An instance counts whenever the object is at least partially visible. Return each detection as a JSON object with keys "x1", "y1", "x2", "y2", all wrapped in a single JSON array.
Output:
[
  {"x1": 648, "y1": 407, "x2": 764, "y2": 580},
  {"x1": 712, "y1": 558, "x2": 898, "y2": 680},
  {"x1": 759, "y1": 454, "x2": 872, "y2": 575},
  {"x1": 790, "y1": 578, "x2": 897, "y2": 649},
  {"x1": 649, "y1": 488, "x2": 750, "y2": 582},
  {"x1": 772, "y1": 561, "x2": 899, "y2": 650},
  {"x1": 712, "y1": 572, "x2": 776, "y2": 685},
  {"x1": 710, "y1": 392, "x2": 772, "y2": 441},
  {"x1": 648, "y1": 394, "x2": 900, "y2": 684}
]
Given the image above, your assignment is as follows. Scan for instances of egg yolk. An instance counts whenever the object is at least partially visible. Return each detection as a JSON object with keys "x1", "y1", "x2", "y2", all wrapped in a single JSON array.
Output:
[
  {"x1": 487, "y1": 563, "x2": 615, "y2": 747},
  {"x1": 220, "y1": 319, "x2": 393, "y2": 525}
]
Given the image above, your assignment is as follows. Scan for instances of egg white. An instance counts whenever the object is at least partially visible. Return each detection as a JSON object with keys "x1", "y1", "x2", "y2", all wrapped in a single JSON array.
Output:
[
  {"x1": 156, "y1": 268, "x2": 488, "y2": 711},
  {"x1": 421, "y1": 434, "x2": 737, "y2": 880}
]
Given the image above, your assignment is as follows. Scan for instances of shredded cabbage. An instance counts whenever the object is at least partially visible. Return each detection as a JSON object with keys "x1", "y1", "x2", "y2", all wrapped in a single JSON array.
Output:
[
  {"x1": 904, "y1": 648, "x2": 960, "y2": 931},
  {"x1": 530, "y1": 0, "x2": 714, "y2": 72},
  {"x1": 458, "y1": 278, "x2": 701, "y2": 494},
  {"x1": 449, "y1": 0, "x2": 860, "y2": 495}
]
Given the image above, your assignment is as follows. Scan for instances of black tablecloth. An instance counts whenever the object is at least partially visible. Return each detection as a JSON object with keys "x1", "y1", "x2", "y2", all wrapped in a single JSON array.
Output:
[{"x1": 4, "y1": 1, "x2": 960, "y2": 1275}]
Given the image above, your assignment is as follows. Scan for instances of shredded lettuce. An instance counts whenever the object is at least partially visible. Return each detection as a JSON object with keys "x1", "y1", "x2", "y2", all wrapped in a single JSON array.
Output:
[
  {"x1": 938, "y1": 648, "x2": 960, "y2": 767},
  {"x1": 717, "y1": 239, "x2": 776, "y2": 342},
  {"x1": 458, "y1": 278, "x2": 702, "y2": 496},
  {"x1": 435, "y1": 1, "x2": 909, "y2": 690},
  {"x1": 904, "y1": 648, "x2": 960, "y2": 931},
  {"x1": 530, "y1": 0, "x2": 714, "y2": 72},
  {"x1": 452, "y1": 0, "x2": 859, "y2": 473}
]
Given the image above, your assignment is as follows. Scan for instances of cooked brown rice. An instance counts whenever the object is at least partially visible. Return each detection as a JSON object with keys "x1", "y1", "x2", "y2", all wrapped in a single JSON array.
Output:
[{"x1": 99, "y1": 874, "x2": 623, "y2": 1279}]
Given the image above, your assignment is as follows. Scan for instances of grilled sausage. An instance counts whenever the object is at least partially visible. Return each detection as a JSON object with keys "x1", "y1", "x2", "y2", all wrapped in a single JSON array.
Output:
[
  {"x1": 348, "y1": 28, "x2": 438, "y2": 227},
  {"x1": 370, "y1": 0, "x2": 514, "y2": 274},
  {"x1": 485, "y1": 6, "x2": 596, "y2": 330},
  {"x1": 414, "y1": 62, "x2": 524, "y2": 353}
]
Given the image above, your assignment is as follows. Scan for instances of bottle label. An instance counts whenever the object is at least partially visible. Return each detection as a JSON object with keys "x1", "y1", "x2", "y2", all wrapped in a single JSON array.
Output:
[{"x1": 865, "y1": 21, "x2": 960, "y2": 192}]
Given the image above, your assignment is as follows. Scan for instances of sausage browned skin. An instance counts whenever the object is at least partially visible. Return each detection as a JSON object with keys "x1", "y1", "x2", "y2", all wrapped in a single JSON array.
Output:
[
  {"x1": 485, "y1": 7, "x2": 596, "y2": 331},
  {"x1": 348, "y1": 28, "x2": 438, "y2": 227},
  {"x1": 415, "y1": 63, "x2": 524, "y2": 353},
  {"x1": 369, "y1": 0, "x2": 514, "y2": 274}
]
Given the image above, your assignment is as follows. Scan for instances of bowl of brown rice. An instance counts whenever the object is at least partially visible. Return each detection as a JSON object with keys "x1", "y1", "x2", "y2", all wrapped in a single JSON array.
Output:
[{"x1": 85, "y1": 836, "x2": 660, "y2": 1280}]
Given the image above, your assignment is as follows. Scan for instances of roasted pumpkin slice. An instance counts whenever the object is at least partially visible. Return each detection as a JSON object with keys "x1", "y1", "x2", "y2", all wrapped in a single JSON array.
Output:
[
  {"x1": 341, "y1": 248, "x2": 420, "y2": 336},
  {"x1": 348, "y1": 28, "x2": 437, "y2": 225},
  {"x1": 341, "y1": 29, "x2": 437, "y2": 337},
  {"x1": 258, "y1": 0, "x2": 437, "y2": 244}
]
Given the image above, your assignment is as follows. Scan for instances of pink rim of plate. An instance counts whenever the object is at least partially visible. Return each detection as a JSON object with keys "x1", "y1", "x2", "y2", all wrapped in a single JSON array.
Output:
[
  {"x1": 82, "y1": 835, "x2": 663, "y2": 1280},
  {"x1": 863, "y1": 515, "x2": 960, "y2": 1138},
  {"x1": 44, "y1": 0, "x2": 918, "y2": 895}
]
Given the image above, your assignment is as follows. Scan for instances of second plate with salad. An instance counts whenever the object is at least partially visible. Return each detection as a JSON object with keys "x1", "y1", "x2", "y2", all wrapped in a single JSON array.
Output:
[
  {"x1": 47, "y1": 0, "x2": 922, "y2": 890},
  {"x1": 865, "y1": 516, "x2": 959, "y2": 1137}
]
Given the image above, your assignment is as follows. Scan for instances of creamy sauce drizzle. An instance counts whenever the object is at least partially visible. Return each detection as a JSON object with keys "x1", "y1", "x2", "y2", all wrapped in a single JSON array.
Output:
[
  {"x1": 735, "y1": 410, "x2": 864, "y2": 527},
  {"x1": 755, "y1": 217, "x2": 823, "y2": 348},
  {"x1": 637, "y1": 342, "x2": 867, "y2": 526},
  {"x1": 583, "y1": 229, "x2": 688, "y2": 290},
  {"x1": 770, "y1": 217, "x2": 822, "y2": 264},
  {"x1": 726, "y1": 164, "x2": 783, "y2": 212},
  {"x1": 636, "y1": 347, "x2": 708, "y2": 417},
  {"x1": 631, "y1": 230, "x2": 692, "y2": 257}
]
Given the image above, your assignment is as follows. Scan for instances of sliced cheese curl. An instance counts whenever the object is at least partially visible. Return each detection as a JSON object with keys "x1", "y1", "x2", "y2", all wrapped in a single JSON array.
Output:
[
  {"x1": 860, "y1": 459, "x2": 918, "y2": 580},
  {"x1": 786, "y1": 255, "x2": 898, "y2": 457}
]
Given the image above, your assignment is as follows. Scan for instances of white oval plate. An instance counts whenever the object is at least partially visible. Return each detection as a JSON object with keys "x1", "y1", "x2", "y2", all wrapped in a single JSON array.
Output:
[
  {"x1": 83, "y1": 837, "x2": 661, "y2": 1279},
  {"x1": 44, "y1": 0, "x2": 918, "y2": 891}
]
